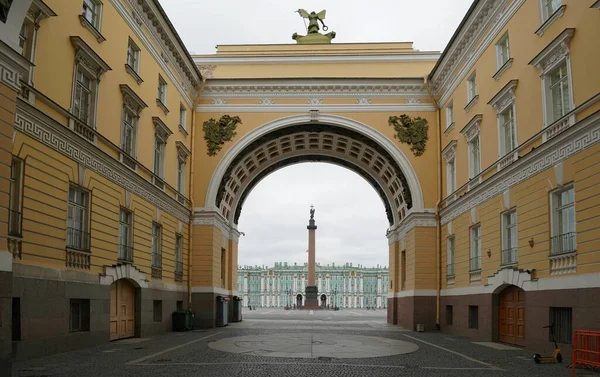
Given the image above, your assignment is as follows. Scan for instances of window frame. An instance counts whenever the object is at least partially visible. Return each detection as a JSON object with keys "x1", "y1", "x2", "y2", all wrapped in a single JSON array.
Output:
[
  {"x1": 8, "y1": 157, "x2": 24, "y2": 238},
  {"x1": 546, "y1": 62, "x2": 572, "y2": 125},
  {"x1": 121, "y1": 106, "x2": 138, "y2": 158},
  {"x1": 495, "y1": 33, "x2": 510, "y2": 70},
  {"x1": 179, "y1": 104, "x2": 187, "y2": 130},
  {"x1": 550, "y1": 306, "x2": 572, "y2": 344},
  {"x1": 154, "y1": 134, "x2": 166, "y2": 179},
  {"x1": 468, "y1": 305, "x2": 479, "y2": 329},
  {"x1": 468, "y1": 135, "x2": 481, "y2": 179},
  {"x1": 499, "y1": 105, "x2": 517, "y2": 156},
  {"x1": 540, "y1": 0, "x2": 562, "y2": 22},
  {"x1": 445, "y1": 102, "x2": 454, "y2": 130},
  {"x1": 82, "y1": 0, "x2": 102, "y2": 30},
  {"x1": 467, "y1": 71, "x2": 477, "y2": 102},
  {"x1": 72, "y1": 65, "x2": 96, "y2": 126},
  {"x1": 118, "y1": 208, "x2": 133, "y2": 262},
  {"x1": 446, "y1": 158, "x2": 456, "y2": 196},
  {"x1": 470, "y1": 224, "x2": 481, "y2": 272},
  {"x1": 157, "y1": 75, "x2": 167, "y2": 105},
  {"x1": 501, "y1": 209, "x2": 518, "y2": 265},
  {"x1": 447, "y1": 235, "x2": 455, "y2": 276},
  {"x1": 126, "y1": 37, "x2": 141, "y2": 73},
  {"x1": 550, "y1": 185, "x2": 576, "y2": 255},
  {"x1": 69, "y1": 298, "x2": 90, "y2": 332},
  {"x1": 151, "y1": 222, "x2": 162, "y2": 268},
  {"x1": 67, "y1": 185, "x2": 91, "y2": 251}
]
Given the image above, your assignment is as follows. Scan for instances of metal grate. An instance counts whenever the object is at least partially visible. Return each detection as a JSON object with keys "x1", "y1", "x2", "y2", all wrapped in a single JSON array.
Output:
[
  {"x1": 550, "y1": 232, "x2": 576, "y2": 256},
  {"x1": 550, "y1": 307, "x2": 572, "y2": 344}
]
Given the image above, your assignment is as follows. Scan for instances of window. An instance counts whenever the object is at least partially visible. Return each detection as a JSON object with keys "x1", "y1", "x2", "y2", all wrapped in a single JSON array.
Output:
[
  {"x1": 19, "y1": 20, "x2": 35, "y2": 63},
  {"x1": 550, "y1": 307, "x2": 572, "y2": 344},
  {"x1": 542, "y1": 0, "x2": 562, "y2": 21},
  {"x1": 446, "y1": 102, "x2": 454, "y2": 129},
  {"x1": 551, "y1": 186, "x2": 576, "y2": 255},
  {"x1": 70, "y1": 299, "x2": 90, "y2": 332},
  {"x1": 468, "y1": 136, "x2": 481, "y2": 179},
  {"x1": 446, "y1": 305, "x2": 453, "y2": 326},
  {"x1": 67, "y1": 186, "x2": 90, "y2": 251},
  {"x1": 401, "y1": 250, "x2": 406, "y2": 290},
  {"x1": 177, "y1": 157, "x2": 186, "y2": 195},
  {"x1": 547, "y1": 63, "x2": 571, "y2": 123},
  {"x1": 73, "y1": 68, "x2": 93, "y2": 124},
  {"x1": 12, "y1": 297, "x2": 21, "y2": 341},
  {"x1": 151, "y1": 222, "x2": 162, "y2": 275},
  {"x1": 470, "y1": 225, "x2": 481, "y2": 271},
  {"x1": 446, "y1": 158, "x2": 456, "y2": 195},
  {"x1": 122, "y1": 108, "x2": 136, "y2": 158},
  {"x1": 447, "y1": 236, "x2": 455, "y2": 276},
  {"x1": 118, "y1": 208, "x2": 132, "y2": 262},
  {"x1": 154, "y1": 135, "x2": 165, "y2": 180},
  {"x1": 153, "y1": 300, "x2": 162, "y2": 322},
  {"x1": 8, "y1": 158, "x2": 24, "y2": 237},
  {"x1": 175, "y1": 234, "x2": 183, "y2": 281},
  {"x1": 179, "y1": 104, "x2": 187, "y2": 130},
  {"x1": 468, "y1": 306, "x2": 479, "y2": 329},
  {"x1": 499, "y1": 106, "x2": 517, "y2": 156},
  {"x1": 126, "y1": 38, "x2": 140, "y2": 73},
  {"x1": 467, "y1": 72, "x2": 477, "y2": 102},
  {"x1": 496, "y1": 33, "x2": 510, "y2": 69},
  {"x1": 82, "y1": 0, "x2": 100, "y2": 28},
  {"x1": 502, "y1": 210, "x2": 517, "y2": 265},
  {"x1": 221, "y1": 248, "x2": 227, "y2": 288},
  {"x1": 157, "y1": 75, "x2": 167, "y2": 105}
]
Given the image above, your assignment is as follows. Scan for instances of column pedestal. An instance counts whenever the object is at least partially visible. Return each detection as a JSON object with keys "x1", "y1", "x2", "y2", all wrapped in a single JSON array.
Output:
[{"x1": 304, "y1": 286, "x2": 319, "y2": 309}]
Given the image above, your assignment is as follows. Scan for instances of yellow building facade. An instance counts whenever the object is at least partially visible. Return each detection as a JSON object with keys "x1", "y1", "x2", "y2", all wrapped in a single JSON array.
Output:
[{"x1": 0, "y1": 0, "x2": 599, "y2": 372}]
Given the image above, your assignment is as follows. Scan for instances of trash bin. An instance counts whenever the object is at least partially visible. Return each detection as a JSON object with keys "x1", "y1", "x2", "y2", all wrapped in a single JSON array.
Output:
[
  {"x1": 231, "y1": 296, "x2": 243, "y2": 323},
  {"x1": 172, "y1": 310, "x2": 194, "y2": 331},
  {"x1": 216, "y1": 295, "x2": 229, "y2": 327}
]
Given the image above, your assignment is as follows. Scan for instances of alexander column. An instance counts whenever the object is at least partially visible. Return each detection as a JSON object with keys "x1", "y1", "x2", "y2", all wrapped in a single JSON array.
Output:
[{"x1": 304, "y1": 205, "x2": 319, "y2": 309}]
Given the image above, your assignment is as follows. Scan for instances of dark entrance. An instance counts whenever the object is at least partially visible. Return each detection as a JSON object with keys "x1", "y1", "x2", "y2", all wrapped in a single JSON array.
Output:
[
  {"x1": 320, "y1": 294, "x2": 326, "y2": 307},
  {"x1": 499, "y1": 285, "x2": 525, "y2": 346},
  {"x1": 296, "y1": 294, "x2": 302, "y2": 308}
]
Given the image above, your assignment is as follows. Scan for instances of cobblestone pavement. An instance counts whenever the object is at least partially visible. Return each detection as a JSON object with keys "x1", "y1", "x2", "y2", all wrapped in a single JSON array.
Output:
[{"x1": 13, "y1": 309, "x2": 577, "y2": 377}]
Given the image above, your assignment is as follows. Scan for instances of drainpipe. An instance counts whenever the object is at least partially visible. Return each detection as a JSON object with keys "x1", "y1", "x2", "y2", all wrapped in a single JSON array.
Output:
[
  {"x1": 425, "y1": 77, "x2": 442, "y2": 328},
  {"x1": 187, "y1": 79, "x2": 206, "y2": 309}
]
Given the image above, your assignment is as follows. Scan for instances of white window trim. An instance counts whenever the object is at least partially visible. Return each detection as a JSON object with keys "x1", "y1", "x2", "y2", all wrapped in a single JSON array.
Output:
[
  {"x1": 470, "y1": 224, "x2": 482, "y2": 271},
  {"x1": 442, "y1": 141, "x2": 457, "y2": 202},
  {"x1": 466, "y1": 71, "x2": 477, "y2": 102},
  {"x1": 126, "y1": 37, "x2": 141, "y2": 73},
  {"x1": 550, "y1": 185, "x2": 576, "y2": 252},
  {"x1": 158, "y1": 75, "x2": 167, "y2": 104},
  {"x1": 501, "y1": 209, "x2": 518, "y2": 265},
  {"x1": 67, "y1": 185, "x2": 91, "y2": 251},
  {"x1": 119, "y1": 85, "x2": 147, "y2": 169},
  {"x1": 488, "y1": 80, "x2": 519, "y2": 171},
  {"x1": 445, "y1": 102, "x2": 454, "y2": 131},
  {"x1": 529, "y1": 29, "x2": 575, "y2": 131},
  {"x1": 460, "y1": 114, "x2": 482, "y2": 187},
  {"x1": 80, "y1": 0, "x2": 105, "y2": 42},
  {"x1": 495, "y1": 32, "x2": 510, "y2": 70},
  {"x1": 536, "y1": 0, "x2": 565, "y2": 36},
  {"x1": 447, "y1": 235, "x2": 455, "y2": 276}
]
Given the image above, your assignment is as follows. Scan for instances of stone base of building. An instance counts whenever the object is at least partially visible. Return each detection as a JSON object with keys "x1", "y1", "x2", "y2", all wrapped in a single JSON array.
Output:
[
  {"x1": 191, "y1": 292, "x2": 219, "y2": 328},
  {"x1": 304, "y1": 286, "x2": 319, "y2": 309},
  {"x1": 439, "y1": 286, "x2": 600, "y2": 356},
  {"x1": 397, "y1": 294, "x2": 436, "y2": 331},
  {"x1": 387, "y1": 297, "x2": 398, "y2": 324},
  {"x1": 0, "y1": 269, "x2": 13, "y2": 377}
]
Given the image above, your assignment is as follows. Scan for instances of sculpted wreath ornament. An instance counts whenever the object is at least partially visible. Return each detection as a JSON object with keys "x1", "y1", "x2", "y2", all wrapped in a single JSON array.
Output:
[
  {"x1": 388, "y1": 114, "x2": 429, "y2": 157},
  {"x1": 203, "y1": 115, "x2": 242, "y2": 156}
]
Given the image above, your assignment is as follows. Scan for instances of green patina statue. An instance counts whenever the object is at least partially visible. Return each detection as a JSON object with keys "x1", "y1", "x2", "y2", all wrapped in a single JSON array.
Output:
[{"x1": 293, "y1": 9, "x2": 336, "y2": 44}]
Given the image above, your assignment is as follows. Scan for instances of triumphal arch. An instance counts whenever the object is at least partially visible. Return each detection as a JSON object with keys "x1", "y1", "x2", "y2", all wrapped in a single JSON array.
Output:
[{"x1": 190, "y1": 15, "x2": 440, "y2": 329}]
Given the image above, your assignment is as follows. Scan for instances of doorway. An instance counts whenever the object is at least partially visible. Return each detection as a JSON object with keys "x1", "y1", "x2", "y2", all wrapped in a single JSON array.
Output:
[
  {"x1": 296, "y1": 294, "x2": 303, "y2": 308},
  {"x1": 320, "y1": 294, "x2": 326, "y2": 307},
  {"x1": 499, "y1": 285, "x2": 525, "y2": 346},
  {"x1": 110, "y1": 279, "x2": 135, "y2": 341}
]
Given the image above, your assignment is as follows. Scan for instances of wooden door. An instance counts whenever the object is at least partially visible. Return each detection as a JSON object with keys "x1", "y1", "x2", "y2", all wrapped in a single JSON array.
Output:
[
  {"x1": 499, "y1": 286, "x2": 525, "y2": 346},
  {"x1": 109, "y1": 279, "x2": 135, "y2": 341}
]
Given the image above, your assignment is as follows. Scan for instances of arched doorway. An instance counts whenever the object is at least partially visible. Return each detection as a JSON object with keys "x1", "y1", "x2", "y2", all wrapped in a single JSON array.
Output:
[
  {"x1": 110, "y1": 279, "x2": 136, "y2": 341},
  {"x1": 296, "y1": 294, "x2": 303, "y2": 308},
  {"x1": 320, "y1": 294, "x2": 326, "y2": 307},
  {"x1": 499, "y1": 285, "x2": 525, "y2": 346}
]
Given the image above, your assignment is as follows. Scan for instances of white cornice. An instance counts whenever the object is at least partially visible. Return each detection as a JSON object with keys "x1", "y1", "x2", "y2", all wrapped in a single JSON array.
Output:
[
  {"x1": 193, "y1": 53, "x2": 440, "y2": 65},
  {"x1": 109, "y1": 0, "x2": 197, "y2": 107},
  {"x1": 192, "y1": 210, "x2": 235, "y2": 239},
  {"x1": 196, "y1": 104, "x2": 437, "y2": 113},
  {"x1": 440, "y1": 108, "x2": 600, "y2": 225},
  {"x1": 0, "y1": 39, "x2": 31, "y2": 92},
  {"x1": 200, "y1": 79, "x2": 429, "y2": 99},
  {"x1": 386, "y1": 211, "x2": 437, "y2": 244},
  {"x1": 433, "y1": 0, "x2": 526, "y2": 107},
  {"x1": 460, "y1": 114, "x2": 482, "y2": 142},
  {"x1": 14, "y1": 100, "x2": 191, "y2": 223},
  {"x1": 488, "y1": 79, "x2": 518, "y2": 113},
  {"x1": 442, "y1": 140, "x2": 457, "y2": 161},
  {"x1": 529, "y1": 28, "x2": 575, "y2": 74}
]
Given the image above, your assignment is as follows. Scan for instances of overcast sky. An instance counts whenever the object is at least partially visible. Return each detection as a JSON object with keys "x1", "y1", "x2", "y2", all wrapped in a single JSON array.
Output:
[{"x1": 160, "y1": 1, "x2": 473, "y2": 268}]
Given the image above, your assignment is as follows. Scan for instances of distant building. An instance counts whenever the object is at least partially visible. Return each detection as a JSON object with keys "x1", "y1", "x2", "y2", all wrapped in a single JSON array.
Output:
[{"x1": 237, "y1": 262, "x2": 388, "y2": 309}]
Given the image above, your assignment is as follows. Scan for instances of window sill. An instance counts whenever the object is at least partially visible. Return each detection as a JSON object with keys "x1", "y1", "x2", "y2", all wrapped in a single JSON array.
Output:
[
  {"x1": 444, "y1": 122, "x2": 455, "y2": 136},
  {"x1": 493, "y1": 58, "x2": 513, "y2": 80},
  {"x1": 78, "y1": 15, "x2": 106, "y2": 43},
  {"x1": 535, "y1": 5, "x2": 566, "y2": 36},
  {"x1": 153, "y1": 176, "x2": 165, "y2": 190},
  {"x1": 125, "y1": 64, "x2": 143, "y2": 85},
  {"x1": 120, "y1": 152, "x2": 137, "y2": 171},
  {"x1": 178, "y1": 124, "x2": 188, "y2": 136},
  {"x1": 156, "y1": 99, "x2": 169, "y2": 115},
  {"x1": 464, "y1": 95, "x2": 479, "y2": 112},
  {"x1": 497, "y1": 150, "x2": 518, "y2": 171}
]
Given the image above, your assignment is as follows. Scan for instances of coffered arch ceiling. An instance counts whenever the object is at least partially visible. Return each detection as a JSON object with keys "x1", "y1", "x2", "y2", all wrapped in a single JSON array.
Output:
[{"x1": 205, "y1": 114, "x2": 424, "y2": 229}]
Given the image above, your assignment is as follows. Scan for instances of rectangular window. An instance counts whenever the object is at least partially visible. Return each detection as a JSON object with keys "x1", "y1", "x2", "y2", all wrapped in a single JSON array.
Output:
[
  {"x1": 499, "y1": 106, "x2": 517, "y2": 156},
  {"x1": 177, "y1": 158, "x2": 185, "y2": 195},
  {"x1": 551, "y1": 186, "x2": 576, "y2": 255},
  {"x1": 154, "y1": 135, "x2": 165, "y2": 179},
  {"x1": 151, "y1": 222, "x2": 162, "y2": 268},
  {"x1": 446, "y1": 305, "x2": 453, "y2": 326},
  {"x1": 70, "y1": 299, "x2": 90, "y2": 332},
  {"x1": 447, "y1": 236, "x2": 455, "y2": 276},
  {"x1": 8, "y1": 158, "x2": 24, "y2": 237},
  {"x1": 122, "y1": 108, "x2": 136, "y2": 156},
  {"x1": 401, "y1": 250, "x2": 406, "y2": 290},
  {"x1": 446, "y1": 158, "x2": 456, "y2": 195},
  {"x1": 73, "y1": 68, "x2": 93, "y2": 124},
  {"x1": 470, "y1": 225, "x2": 481, "y2": 271},
  {"x1": 82, "y1": 0, "x2": 100, "y2": 28},
  {"x1": 179, "y1": 104, "x2": 187, "y2": 130},
  {"x1": 542, "y1": 0, "x2": 562, "y2": 21},
  {"x1": 157, "y1": 75, "x2": 167, "y2": 104},
  {"x1": 547, "y1": 62, "x2": 571, "y2": 123},
  {"x1": 175, "y1": 234, "x2": 183, "y2": 281},
  {"x1": 118, "y1": 208, "x2": 133, "y2": 262},
  {"x1": 153, "y1": 300, "x2": 162, "y2": 322},
  {"x1": 468, "y1": 137, "x2": 481, "y2": 179},
  {"x1": 467, "y1": 72, "x2": 477, "y2": 102},
  {"x1": 446, "y1": 102, "x2": 454, "y2": 129},
  {"x1": 502, "y1": 210, "x2": 518, "y2": 265},
  {"x1": 67, "y1": 186, "x2": 90, "y2": 251},
  {"x1": 19, "y1": 20, "x2": 35, "y2": 63},
  {"x1": 221, "y1": 248, "x2": 226, "y2": 287},
  {"x1": 126, "y1": 38, "x2": 140, "y2": 72},
  {"x1": 468, "y1": 305, "x2": 479, "y2": 329},
  {"x1": 496, "y1": 33, "x2": 510, "y2": 69},
  {"x1": 12, "y1": 297, "x2": 21, "y2": 341},
  {"x1": 550, "y1": 307, "x2": 572, "y2": 344}
]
